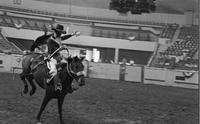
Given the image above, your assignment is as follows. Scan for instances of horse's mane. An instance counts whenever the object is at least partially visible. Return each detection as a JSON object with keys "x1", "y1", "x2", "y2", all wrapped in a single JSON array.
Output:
[{"x1": 59, "y1": 56, "x2": 83, "y2": 70}]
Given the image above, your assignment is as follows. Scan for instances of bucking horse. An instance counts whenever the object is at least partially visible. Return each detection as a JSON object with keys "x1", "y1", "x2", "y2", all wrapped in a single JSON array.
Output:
[{"x1": 19, "y1": 47, "x2": 85, "y2": 124}]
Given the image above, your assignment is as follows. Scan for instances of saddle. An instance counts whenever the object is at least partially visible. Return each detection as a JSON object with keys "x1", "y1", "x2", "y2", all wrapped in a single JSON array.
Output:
[
  {"x1": 30, "y1": 53, "x2": 47, "y2": 72},
  {"x1": 27, "y1": 52, "x2": 74, "y2": 93}
]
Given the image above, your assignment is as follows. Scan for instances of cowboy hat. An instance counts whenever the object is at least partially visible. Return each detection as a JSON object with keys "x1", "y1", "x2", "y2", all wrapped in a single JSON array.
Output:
[{"x1": 52, "y1": 24, "x2": 66, "y2": 34}]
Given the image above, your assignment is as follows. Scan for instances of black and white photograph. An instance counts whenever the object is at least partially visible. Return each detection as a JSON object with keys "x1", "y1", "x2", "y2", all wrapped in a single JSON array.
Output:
[{"x1": 0, "y1": 0, "x2": 199, "y2": 124}]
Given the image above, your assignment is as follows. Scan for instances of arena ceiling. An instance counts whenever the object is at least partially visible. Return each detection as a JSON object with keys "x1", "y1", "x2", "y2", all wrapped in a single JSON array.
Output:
[{"x1": 34, "y1": 0, "x2": 198, "y2": 14}]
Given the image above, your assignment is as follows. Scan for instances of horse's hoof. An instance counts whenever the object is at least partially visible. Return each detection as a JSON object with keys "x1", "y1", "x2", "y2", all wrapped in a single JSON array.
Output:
[
  {"x1": 61, "y1": 121, "x2": 66, "y2": 124},
  {"x1": 23, "y1": 86, "x2": 28, "y2": 94},
  {"x1": 23, "y1": 89, "x2": 28, "y2": 94},
  {"x1": 29, "y1": 90, "x2": 35, "y2": 96}
]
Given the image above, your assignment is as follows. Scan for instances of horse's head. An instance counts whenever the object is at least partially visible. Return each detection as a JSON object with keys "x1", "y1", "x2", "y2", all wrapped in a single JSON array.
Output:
[{"x1": 65, "y1": 56, "x2": 85, "y2": 86}]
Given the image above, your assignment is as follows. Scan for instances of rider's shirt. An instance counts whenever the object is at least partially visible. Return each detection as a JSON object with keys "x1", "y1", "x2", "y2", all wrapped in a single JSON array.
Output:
[
  {"x1": 47, "y1": 36, "x2": 61, "y2": 56},
  {"x1": 47, "y1": 34, "x2": 73, "y2": 56}
]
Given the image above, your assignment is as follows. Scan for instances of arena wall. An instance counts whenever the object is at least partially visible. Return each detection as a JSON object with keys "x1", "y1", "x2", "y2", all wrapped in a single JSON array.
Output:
[
  {"x1": 88, "y1": 62, "x2": 144, "y2": 82},
  {"x1": 88, "y1": 62, "x2": 120, "y2": 80},
  {"x1": 0, "y1": 53, "x2": 197, "y2": 89},
  {"x1": 124, "y1": 65, "x2": 143, "y2": 82},
  {"x1": 144, "y1": 67, "x2": 198, "y2": 89}
]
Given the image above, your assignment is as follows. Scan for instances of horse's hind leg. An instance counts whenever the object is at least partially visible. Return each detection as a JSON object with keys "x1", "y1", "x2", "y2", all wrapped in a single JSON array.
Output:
[
  {"x1": 19, "y1": 72, "x2": 28, "y2": 94},
  {"x1": 36, "y1": 95, "x2": 51, "y2": 123},
  {"x1": 27, "y1": 76, "x2": 37, "y2": 96},
  {"x1": 58, "y1": 97, "x2": 65, "y2": 124}
]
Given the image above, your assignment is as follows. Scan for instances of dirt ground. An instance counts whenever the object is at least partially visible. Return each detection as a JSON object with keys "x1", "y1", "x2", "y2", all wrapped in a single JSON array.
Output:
[{"x1": 0, "y1": 72, "x2": 198, "y2": 124}]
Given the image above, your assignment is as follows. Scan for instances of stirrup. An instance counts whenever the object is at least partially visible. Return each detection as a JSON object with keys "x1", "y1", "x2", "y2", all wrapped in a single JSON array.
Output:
[{"x1": 46, "y1": 76, "x2": 54, "y2": 83}]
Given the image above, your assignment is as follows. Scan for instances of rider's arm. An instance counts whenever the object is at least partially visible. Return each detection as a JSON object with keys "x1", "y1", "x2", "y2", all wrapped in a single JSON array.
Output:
[
  {"x1": 35, "y1": 34, "x2": 51, "y2": 45},
  {"x1": 61, "y1": 31, "x2": 80, "y2": 41},
  {"x1": 61, "y1": 34, "x2": 73, "y2": 41}
]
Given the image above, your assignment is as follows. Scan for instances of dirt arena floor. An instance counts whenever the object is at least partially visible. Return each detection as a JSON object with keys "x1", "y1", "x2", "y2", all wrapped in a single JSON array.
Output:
[{"x1": 0, "y1": 72, "x2": 198, "y2": 124}]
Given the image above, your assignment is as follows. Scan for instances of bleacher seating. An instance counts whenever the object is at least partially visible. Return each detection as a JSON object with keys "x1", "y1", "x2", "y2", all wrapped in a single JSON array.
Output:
[
  {"x1": 161, "y1": 26, "x2": 198, "y2": 57},
  {"x1": 160, "y1": 24, "x2": 179, "y2": 39},
  {"x1": 178, "y1": 26, "x2": 199, "y2": 40},
  {"x1": 153, "y1": 56, "x2": 198, "y2": 71},
  {"x1": 91, "y1": 26, "x2": 153, "y2": 41},
  {"x1": 0, "y1": 5, "x2": 165, "y2": 27},
  {"x1": 152, "y1": 25, "x2": 199, "y2": 70},
  {"x1": 6, "y1": 37, "x2": 34, "y2": 51},
  {"x1": 0, "y1": 32, "x2": 22, "y2": 54},
  {"x1": 0, "y1": 15, "x2": 52, "y2": 31},
  {"x1": 0, "y1": 5, "x2": 198, "y2": 70},
  {"x1": 160, "y1": 40, "x2": 198, "y2": 57}
]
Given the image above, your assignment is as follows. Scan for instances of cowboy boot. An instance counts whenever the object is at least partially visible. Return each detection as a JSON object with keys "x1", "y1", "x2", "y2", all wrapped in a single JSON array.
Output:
[
  {"x1": 67, "y1": 86, "x2": 73, "y2": 93},
  {"x1": 66, "y1": 83, "x2": 74, "y2": 93},
  {"x1": 46, "y1": 73, "x2": 54, "y2": 84},
  {"x1": 54, "y1": 75, "x2": 62, "y2": 91}
]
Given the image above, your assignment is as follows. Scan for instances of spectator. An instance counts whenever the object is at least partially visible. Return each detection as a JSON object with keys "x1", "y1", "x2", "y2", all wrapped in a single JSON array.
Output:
[
  {"x1": 98, "y1": 59, "x2": 102, "y2": 63},
  {"x1": 130, "y1": 60, "x2": 135, "y2": 65}
]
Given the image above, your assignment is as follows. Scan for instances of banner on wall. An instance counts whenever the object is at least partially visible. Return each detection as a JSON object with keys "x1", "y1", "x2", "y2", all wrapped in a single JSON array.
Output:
[
  {"x1": 11, "y1": 55, "x2": 23, "y2": 68},
  {"x1": 0, "y1": 54, "x2": 4, "y2": 69},
  {"x1": 174, "y1": 70, "x2": 198, "y2": 85}
]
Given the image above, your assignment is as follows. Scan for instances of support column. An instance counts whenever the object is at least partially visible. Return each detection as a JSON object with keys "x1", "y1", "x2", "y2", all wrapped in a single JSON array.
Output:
[{"x1": 114, "y1": 48, "x2": 119, "y2": 63}]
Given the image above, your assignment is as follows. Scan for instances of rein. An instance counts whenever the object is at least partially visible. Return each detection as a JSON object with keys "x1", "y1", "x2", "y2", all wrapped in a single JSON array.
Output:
[
  {"x1": 32, "y1": 46, "x2": 69, "y2": 72},
  {"x1": 65, "y1": 59, "x2": 84, "y2": 80},
  {"x1": 66, "y1": 60, "x2": 77, "y2": 79}
]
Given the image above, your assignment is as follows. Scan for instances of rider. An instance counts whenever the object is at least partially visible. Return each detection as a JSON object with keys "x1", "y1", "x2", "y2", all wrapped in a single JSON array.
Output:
[
  {"x1": 30, "y1": 31, "x2": 51, "y2": 53},
  {"x1": 46, "y1": 24, "x2": 80, "y2": 90},
  {"x1": 44, "y1": 24, "x2": 79, "y2": 91}
]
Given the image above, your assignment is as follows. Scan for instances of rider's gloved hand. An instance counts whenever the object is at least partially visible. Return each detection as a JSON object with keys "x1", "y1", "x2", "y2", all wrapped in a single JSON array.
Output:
[
  {"x1": 44, "y1": 57, "x2": 50, "y2": 62},
  {"x1": 71, "y1": 31, "x2": 80, "y2": 36}
]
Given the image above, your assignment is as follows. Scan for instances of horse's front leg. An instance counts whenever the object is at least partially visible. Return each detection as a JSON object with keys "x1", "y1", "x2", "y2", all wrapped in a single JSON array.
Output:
[
  {"x1": 58, "y1": 97, "x2": 65, "y2": 124},
  {"x1": 19, "y1": 72, "x2": 28, "y2": 94},
  {"x1": 36, "y1": 95, "x2": 51, "y2": 123},
  {"x1": 27, "y1": 76, "x2": 37, "y2": 96}
]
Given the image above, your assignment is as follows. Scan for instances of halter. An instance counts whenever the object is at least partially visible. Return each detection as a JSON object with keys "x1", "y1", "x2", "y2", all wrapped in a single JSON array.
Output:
[
  {"x1": 65, "y1": 59, "x2": 85, "y2": 81},
  {"x1": 66, "y1": 61, "x2": 76, "y2": 79}
]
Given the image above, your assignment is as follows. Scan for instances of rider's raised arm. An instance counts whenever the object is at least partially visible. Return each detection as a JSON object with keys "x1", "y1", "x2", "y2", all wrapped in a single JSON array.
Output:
[
  {"x1": 61, "y1": 31, "x2": 80, "y2": 41},
  {"x1": 61, "y1": 34, "x2": 73, "y2": 41}
]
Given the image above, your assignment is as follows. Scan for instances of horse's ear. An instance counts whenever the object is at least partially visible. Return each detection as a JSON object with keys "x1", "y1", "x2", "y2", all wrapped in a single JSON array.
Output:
[
  {"x1": 67, "y1": 57, "x2": 73, "y2": 62},
  {"x1": 73, "y1": 56, "x2": 84, "y2": 62},
  {"x1": 60, "y1": 63, "x2": 67, "y2": 68},
  {"x1": 74, "y1": 56, "x2": 79, "y2": 61}
]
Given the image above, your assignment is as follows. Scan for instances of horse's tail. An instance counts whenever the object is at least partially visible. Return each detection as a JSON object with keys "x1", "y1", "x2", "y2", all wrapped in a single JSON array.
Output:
[
  {"x1": 20, "y1": 54, "x2": 34, "y2": 87},
  {"x1": 19, "y1": 72, "x2": 25, "y2": 80},
  {"x1": 20, "y1": 53, "x2": 44, "y2": 96},
  {"x1": 21, "y1": 55, "x2": 31, "y2": 72},
  {"x1": 20, "y1": 53, "x2": 40, "y2": 79}
]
